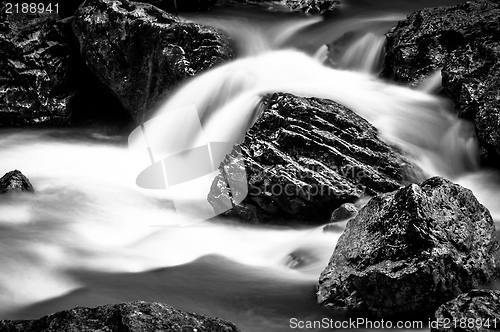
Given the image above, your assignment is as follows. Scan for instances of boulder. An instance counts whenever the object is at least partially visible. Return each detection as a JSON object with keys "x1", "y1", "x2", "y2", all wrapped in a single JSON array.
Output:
[
  {"x1": 431, "y1": 289, "x2": 500, "y2": 332},
  {"x1": 0, "y1": 9, "x2": 75, "y2": 126},
  {"x1": 317, "y1": 176, "x2": 499, "y2": 317},
  {"x1": 0, "y1": 170, "x2": 34, "y2": 194},
  {"x1": 0, "y1": 301, "x2": 240, "y2": 332},
  {"x1": 72, "y1": 0, "x2": 234, "y2": 121},
  {"x1": 208, "y1": 93, "x2": 421, "y2": 224},
  {"x1": 382, "y1": 0, "x2": 500, "y2": 164}
]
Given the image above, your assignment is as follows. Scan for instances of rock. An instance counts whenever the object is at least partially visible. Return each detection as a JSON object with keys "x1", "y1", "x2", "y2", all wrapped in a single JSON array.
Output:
[
  {"x1": 228, "y1": 0, "x2": 342, "y2": 14},
  {"x1": 431, "y1": 289, "x2": 500, "y2": 332},
  {"x1": 382, "y1": 0, "x2": 500, "y2": 164},
  {"x1": 0, "y1": 9, "x2": 75, "y2": 126},
  {"x1": 317, "y1": 176, "x2": 499, "y2": 318},
  {"x1": 0, "y1": 301, "x2": 240, "y2": 332},
  {"x1": 208, "y1": 92, "x2": 421, "y2": 224},
  {"x1": 72, "y1": 0, "x2": 234, "y2": 121},
  {"x1": 330, "y1": 202, "x2": 358, "y2": 222},
  {"x1": 280, "y1": 0, "x2": 341, "y2": 14},
  {"x1": 141, "y1": 0, "x2": 219, "y2": 12},
  {"x1": 0, "y1": 170, "x2": 34, "y2": 194}
]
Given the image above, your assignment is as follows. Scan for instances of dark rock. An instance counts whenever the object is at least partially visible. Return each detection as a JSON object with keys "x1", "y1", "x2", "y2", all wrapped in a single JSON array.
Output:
[
  {"x1": 382, "y1": 0, "x2": 500, "y2": 163},
  {"x1": 330, "y1": 202, "x2": 358, "y2": 222},
  {"x1": 227, "y1": 0, "x2": 341, "y2": 14},
  {"x1": 208, "y1": 93, "x2": 421, "y2": 224},
  {"x1": 431, "y1": 289, "x2": 500, "y2": 332},
  {"x1": 0, "y1": 301, "x2": 240, "y2": 332},
  {"x1": 0, "y1": 170, "x2": 34, "y2": 194},
  {"x1": 141, "y1": 0, "x2": 219, "y2": 12},
  {"x1": 72, "y1": 0, "x2": 234, "y2": 121},
  {"x1": 280, "y1": 0, "x2": 341, "y2": 14},
  {"x1": 0, "y1": 7, "x2": 75, "y2": 126},
  {"x1": 317, "y1": 176, "x2": 499, "y2": 317}
]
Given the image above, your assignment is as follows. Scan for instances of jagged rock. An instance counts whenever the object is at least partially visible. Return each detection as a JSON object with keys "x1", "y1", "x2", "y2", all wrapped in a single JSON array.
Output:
[
  {"x1": 382, "y1": 0, "x2": 500, "y2": 164},
  {"x1": 330, "y1": 203, "x2": 358, "y2": 222},
  {"x1": 0, "y1": 301, "x2": 240, "y2": 332},
  {"x1": 431, "y1": 289, "x2": 500, "y2": 332},
  {"x1": 0, "y1": 170, "x2": 34, "y2": 194},
  {"x1": 0, "y1": 8, "x2": 75, "y2": 126},
  {"x1": 72, "y1": 0, "x2": 234, "y2": 120},
  {"x1": 208, "y1": 93, "x2": 421, "y2": 224},
  {"x1": 317, "y1": 176, "x2": 499, "y2": 317}
]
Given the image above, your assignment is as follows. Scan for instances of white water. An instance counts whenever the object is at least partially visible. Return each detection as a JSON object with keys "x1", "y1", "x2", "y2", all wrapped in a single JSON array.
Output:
[{"x1": 2, "y1": 1, "x2": 500, "y2": 331}]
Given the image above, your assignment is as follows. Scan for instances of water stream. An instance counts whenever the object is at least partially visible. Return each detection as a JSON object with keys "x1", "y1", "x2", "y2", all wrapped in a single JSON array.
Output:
[{"x1": 1, "y1": 1, "x2": 499, "y2": 331}]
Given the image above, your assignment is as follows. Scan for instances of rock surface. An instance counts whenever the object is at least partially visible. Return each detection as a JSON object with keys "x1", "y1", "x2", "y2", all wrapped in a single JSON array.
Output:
[
  {"x1": 0, "y1": 9, "x2": 74, "y2": 126},
  {"x1": 431, "y1": 289, "x2": 500, "y2": 332},
  {"x1": 0, "y1": 301, "x2": 240, "y2": 332},
  {"x1": 317, "y1": 176, "x2": 498, "y2": 317},
  {"x1": 72, "y1": 0, "x2": 234, "y2": 120},
  {"x1": 0, "y1": 170, "x2": 34, "y2": 194},
  {"x1": 142, "y1": 0, "x2": 219, "y2": 12},
  {"x1": 228, "y1": 0, "x2": 341, "y2": 14},
  {"x1": 382, "y1": 0, "x2": 500, "y2": 164},
  {"x1": 208, "y1": 93, "x2": 421, "y2": 224}
]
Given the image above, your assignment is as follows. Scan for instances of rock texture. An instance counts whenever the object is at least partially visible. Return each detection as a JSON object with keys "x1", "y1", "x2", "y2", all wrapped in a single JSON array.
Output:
[
  {"x1": 382, "y1": 0, "x2": 500, "y2": 164},
  {"x1": 72, "y1": 0, "x2": 234, "y2": 120},
  {"x1": 317, "y1": 176, "x2": 499, "y2": 317},
  {"x1": 208, "y1": 93, "x2": 421, "y2": 224},
  {"x1": 142, "y1": 0, "x2": 219, "y2": 12},
  {"x1": 230, "y1": 0, "x2": 341, "y2": 14},
  {"x1": 0, "y1": 301, "x2": 240, "y2": 332},
  {"x1": 0, "y1": 9, "x2": 74, "y2": 126},
  {"x1": 432, "y1": 289, "x2": 500, "y2": 332},
  {"x1": 0, "y1": 170, "x2": 34, "y2": 194}
]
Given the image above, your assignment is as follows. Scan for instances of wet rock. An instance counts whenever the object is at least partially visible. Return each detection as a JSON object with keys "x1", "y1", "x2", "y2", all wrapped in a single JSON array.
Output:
[
  {"x1": 72, "y1": 0, "x2": 234, "y2": 121},
  {"x1": 0, "y1": 170, "x2": 34, "y2": 194},
  {"x1": 431, "y1": 289, "x2": 500, "y2": 332},
  {"x1": 330, "y1": 202, "x2": 357, "y2": 222},
  {"x1": 0, "y1": 8, "x2": 75, "y2": 126},
  {"x1": 142, "y1": 0, "x2": 219, "y2": 12},
  {"x1": 208, "y1": 92, "x2": 421, "y2": 224},
  {"x1": 228, "y1": 0, "x2": 341, "y2": 14},
  {"x1": 0, "y1": 301, "x2": 240, "y2": 332},
  {"x1": 317, "y1": 176, "x2": 499, "y2": 317},
  {"x1": 382, "y1": 0, "x2": 500, "y2": 163}
]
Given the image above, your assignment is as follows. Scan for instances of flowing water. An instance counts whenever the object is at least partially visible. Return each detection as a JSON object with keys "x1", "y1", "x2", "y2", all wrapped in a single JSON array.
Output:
[{"x1": 1, "y1": 1, "x2": 499, "y2": 331}]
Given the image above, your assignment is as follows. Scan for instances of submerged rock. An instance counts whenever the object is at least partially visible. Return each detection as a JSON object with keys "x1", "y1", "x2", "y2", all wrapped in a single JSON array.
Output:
[
  {"x1": 72, "y1": 0, "x2": 234, "y2": 120},
  {"x1": 382, "y1": 0, "x2": 500, "y2": 164},
  {"x1": 317, "y1": 177, "x2": 498, "y2": 317},
  {"x1": 0, "y1": 170, "x2": 34, "y2": 194},
  {"x1": 208, "y1": 93, "x2": 421, "y2": 224},
  {"x1": 431, "y1": 289, "x2": 500, "y2": 332},
  {"x1": 0, "y1": 301, "x2": 240, "y2": 332},
  {"x1": 0, "y1": 10, "x2": 75, "y2": 126}
]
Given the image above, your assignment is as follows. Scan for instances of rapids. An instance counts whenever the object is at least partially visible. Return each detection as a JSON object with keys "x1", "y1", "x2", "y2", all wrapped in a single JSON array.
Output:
[{"x1": 1, "y1": 1, "x2": 499, "y2": 331}]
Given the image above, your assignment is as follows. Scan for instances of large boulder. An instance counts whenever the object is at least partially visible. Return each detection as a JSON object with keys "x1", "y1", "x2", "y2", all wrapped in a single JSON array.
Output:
[
  {"x1": 0, "y1": 170, "x2": 34, "y2": 194},
  {"x1": 208, "y1": 93, "x2": 421, "y2": 224},
  {"x1": 0, "y1": 301, "x2": 240, "y2": 332},
  {"x1": 72, "y1": 0, "x2": 234, "y2": 121},
  {"x1": 431, "y1": 289, "x2": 500, "y2": 332},
  {"x1": 0, "y1": 8, "x2": 75, "y2": 126},
  {"x1": 317, "y1": 176, "x2": 498, "y2": 317},
  {"x1": 382, "y1": 0, "x2": 500, "y2": 164}
]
